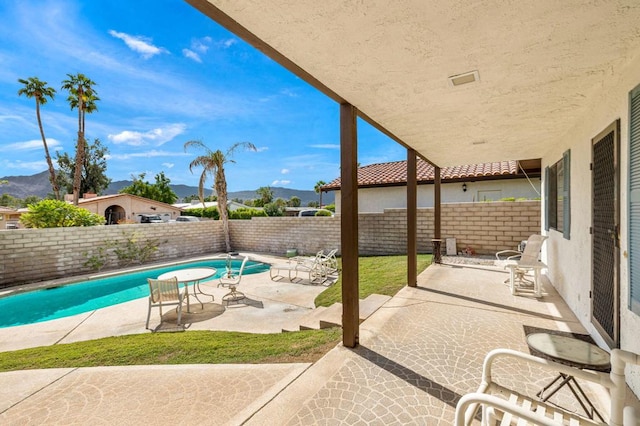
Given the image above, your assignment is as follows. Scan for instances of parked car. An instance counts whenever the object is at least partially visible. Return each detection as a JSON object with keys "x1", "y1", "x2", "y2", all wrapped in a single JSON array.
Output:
[
  {"x1": 176, "y1": 216, "x2": 200, "y2": 222},
  {"x1": 298, "y1": 209, "x2": 334, "y2": 217},
  {"x1": 140, "y1": 214, "x2": 163, "y2": 223}
]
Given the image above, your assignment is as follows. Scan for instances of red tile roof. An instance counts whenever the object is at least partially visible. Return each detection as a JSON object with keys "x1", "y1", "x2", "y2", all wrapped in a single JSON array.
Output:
[{"x1": 322, "y1": 159, "x2": 519, "y2": 190}]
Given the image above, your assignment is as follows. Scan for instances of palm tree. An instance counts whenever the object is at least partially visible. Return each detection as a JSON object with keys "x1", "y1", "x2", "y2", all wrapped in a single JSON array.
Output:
[
  {"x1": 314, "y1": 180, "x2": 326, "y2": 207},
  {"x1": 18, "y1": 77, "x2": 60, "y2": 200},
  {"x1": 61, "y1": 73, "x2": 98, "y2": 205},
  {"x1": 184, "y1": 140, "x2": 256, "y2": 252}
]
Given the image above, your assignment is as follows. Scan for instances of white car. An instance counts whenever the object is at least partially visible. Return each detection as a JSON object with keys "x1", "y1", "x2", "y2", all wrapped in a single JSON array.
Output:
[
  {"x1": 298, "y1": 209, "x2": 334, "y2": 217},
  {"x1": 176, "y1": 216, "x2": 200, "y2": 222}
]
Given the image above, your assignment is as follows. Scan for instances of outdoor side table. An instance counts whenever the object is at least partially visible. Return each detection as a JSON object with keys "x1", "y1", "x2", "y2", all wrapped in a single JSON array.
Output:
[
  {"x1": 526, "y1": 332, "x2": 610, "y2": 421},
  {"x1": 432, "y1": 239, "x2": 444, "y2": 264}
]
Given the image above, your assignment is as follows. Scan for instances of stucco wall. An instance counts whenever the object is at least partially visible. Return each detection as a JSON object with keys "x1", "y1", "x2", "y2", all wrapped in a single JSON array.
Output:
[
  {"x1": 333, "y1": 178, "x2": 541, "y2": 213},
  {"x1": 0, "y1": 201, "x2": 539, "y2": 287},
  {"x1": 541, "y1": 52, "x2": 640, "y2": 394}
]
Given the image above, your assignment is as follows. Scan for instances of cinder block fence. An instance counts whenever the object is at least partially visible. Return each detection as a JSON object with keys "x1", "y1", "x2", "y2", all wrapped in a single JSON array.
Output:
[{"x1": 0, "y1": 201, "x2": 539, "y2": 287}]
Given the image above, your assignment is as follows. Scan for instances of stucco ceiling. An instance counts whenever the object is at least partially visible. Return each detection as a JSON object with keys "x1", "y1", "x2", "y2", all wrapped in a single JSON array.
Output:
[{"x1": 187, "y1": 0, "x2": 640, "y2": 167}]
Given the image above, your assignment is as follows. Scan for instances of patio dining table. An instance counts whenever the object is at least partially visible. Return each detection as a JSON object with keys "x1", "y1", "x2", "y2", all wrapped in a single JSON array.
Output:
[{"x1": 157, "y1": 267, "x2": 217, "y2": 313}]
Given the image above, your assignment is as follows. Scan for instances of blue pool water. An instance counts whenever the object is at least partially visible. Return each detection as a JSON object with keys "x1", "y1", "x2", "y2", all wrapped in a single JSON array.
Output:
[{"x1": 0, "y1": 259, "x2": 269, "y2": 328}]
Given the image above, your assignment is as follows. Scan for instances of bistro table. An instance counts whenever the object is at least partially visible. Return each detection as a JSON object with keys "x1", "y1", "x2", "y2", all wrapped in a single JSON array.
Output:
[
  {"x1": 157, "y1": 267, "x2": 217, "y2": 313},
  {"x1": 526, "y1": 332, "x2": 610, "y2": 421}
]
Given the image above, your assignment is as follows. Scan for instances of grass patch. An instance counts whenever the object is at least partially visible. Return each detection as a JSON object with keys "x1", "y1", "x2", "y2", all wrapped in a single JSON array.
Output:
[
  {"x1": 0, "y1": 329, "x2": 341, "y2": 372},
  {"x1": 315, "y1": 254, "x2": 432, "y2": 307}
]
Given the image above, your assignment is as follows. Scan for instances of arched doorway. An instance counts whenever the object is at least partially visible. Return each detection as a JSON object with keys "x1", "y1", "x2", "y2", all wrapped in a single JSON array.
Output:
[{"x1": 104, "y1": 205, "x2": 126, "y2": 225}]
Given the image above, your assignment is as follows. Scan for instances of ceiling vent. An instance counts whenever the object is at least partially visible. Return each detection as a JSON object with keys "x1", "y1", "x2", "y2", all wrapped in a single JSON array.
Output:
[{"x1": 448, "y1": 70, "x2": 479, "y2": 87}]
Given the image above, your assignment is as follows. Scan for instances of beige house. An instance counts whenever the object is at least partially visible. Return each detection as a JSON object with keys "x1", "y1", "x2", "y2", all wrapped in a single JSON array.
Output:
[
  {"x1": 78, "y1": 194, "x2": 182, "y2": 224},
  {"x1": 0, "y1": 206, "x2": 21, "y2": 230},
  {"x1": 323, "y1": 159, "x2": 540, "y2": 213}
]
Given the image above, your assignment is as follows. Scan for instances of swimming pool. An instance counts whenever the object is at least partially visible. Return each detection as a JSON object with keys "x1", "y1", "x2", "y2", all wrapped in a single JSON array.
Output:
[{"x1": 0, "y1": 258, "x2": 270, "y2": 328}]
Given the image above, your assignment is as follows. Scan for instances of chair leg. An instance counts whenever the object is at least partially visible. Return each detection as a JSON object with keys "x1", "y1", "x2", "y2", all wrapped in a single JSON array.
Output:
[
  {"x1": 176, "y1": 301, "x2": 182, "y2": 326},
  {"x1": 146, "y1": 299, "x2": 152, "y2": 329}
]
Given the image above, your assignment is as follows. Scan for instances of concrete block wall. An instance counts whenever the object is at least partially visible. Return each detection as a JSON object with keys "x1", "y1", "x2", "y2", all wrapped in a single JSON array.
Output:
[
  {"x1": 0, "y1": 201, "x2": 539, "y2": 287},
  {"x1": 0, "y1": 222, "x2": 224, "y2": 287},
  {"x1": 229, "y1": 216, "x2": 341, "y2": 257}
]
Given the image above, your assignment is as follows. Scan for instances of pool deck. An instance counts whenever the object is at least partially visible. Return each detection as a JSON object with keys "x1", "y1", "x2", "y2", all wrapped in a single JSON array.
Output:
[
  {"x1": 0, "y1": 252, "x2": 329, "y2": 352},
  {"x1": 1, "y1": 256, "x2": 639, "y2": 424}
]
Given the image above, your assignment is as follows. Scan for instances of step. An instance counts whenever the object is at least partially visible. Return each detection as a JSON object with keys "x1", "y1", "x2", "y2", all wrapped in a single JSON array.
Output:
[
  {"x1": 299, "y1": 306, "x2": 335, "y2": 330},
  {"x1": 317, "y1": 303, "x2": 343, "y2": 329},
  {"x1": 359, "y1": 294, "x2": 391, "y2": 322},
  {"x1": 281, "y1": 306, "x2": 328, "y2": 332}
]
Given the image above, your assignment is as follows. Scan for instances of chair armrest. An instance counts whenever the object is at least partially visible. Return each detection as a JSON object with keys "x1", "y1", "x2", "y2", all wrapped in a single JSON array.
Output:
[
  {"x1": 496, "y1": 250, "x2": 522, "y2": 260},
  {"x1": 455, "y1": 393, "x2": 562, "y2": 426}
]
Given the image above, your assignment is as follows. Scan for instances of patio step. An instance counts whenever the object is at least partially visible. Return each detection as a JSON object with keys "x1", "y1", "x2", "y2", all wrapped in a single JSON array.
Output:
[
  {"x1": 281, "y1": 307, "x2": 328, "y2": 332},
  {"x1": 300, "y1": 305, "x2": 341, "y2": 330},
  {"x1": 358, "y1": 294, "x2": 391, "y2": 321},
  {"x1": 282, "y1": 294, "x2": 392, "y2": 332}
]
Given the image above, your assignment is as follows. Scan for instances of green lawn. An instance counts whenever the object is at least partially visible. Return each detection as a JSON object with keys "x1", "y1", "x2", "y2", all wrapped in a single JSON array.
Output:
[
  {"x1": 0, "y1": 254, "x2": 432, "y2": 372},
  {"x1": 315, "y1": 254, "x2": 432, "y2": 307}
]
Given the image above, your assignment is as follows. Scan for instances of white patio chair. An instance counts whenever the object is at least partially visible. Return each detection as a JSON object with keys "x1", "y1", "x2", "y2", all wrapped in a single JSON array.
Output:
[
  {"x1": 219, "y1": 256, "x2": 249, "y2": 305},
  {"x1": 455, "y1": 348, "x2": 640, "y2": 426},
  {"x1": 496, "y1": 234, "x2": 548, "y2": 297},
  {"x1": 146, "y1": 277, "x2": 185, "y2": 329}
]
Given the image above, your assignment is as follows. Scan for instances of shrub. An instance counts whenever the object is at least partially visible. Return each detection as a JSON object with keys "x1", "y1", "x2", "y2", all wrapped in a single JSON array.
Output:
[
  {"x1": 324, "y1": 203, "x2": 336, "y2": 213},
  {"x1": 315, "y1": 209, "x2": 332, "y2": 216},
  {"x1": 229, "y1": 208, "x2": 268, "y2": 219},
  {"x1": 264, "y1": 202, "x2": 284, "y2": 216},
  {"x1": 20, "y1": 199, "x2": 105, "y2": 228}
]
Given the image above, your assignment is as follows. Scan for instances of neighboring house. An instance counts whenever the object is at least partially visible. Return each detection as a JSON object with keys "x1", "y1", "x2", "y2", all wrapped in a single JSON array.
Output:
[
  {"x1": 0, "y1": 206, "x2": 21, "y2": 230},
  {"x1": 78, "y1": 194, "x2": 182, "y2": 224},
  {"x1": 172, "y1": 200, "x2": 251, "y2": 212},
  {"x1": 322, "y1": 159, "x2": 540, "y2": 213}
]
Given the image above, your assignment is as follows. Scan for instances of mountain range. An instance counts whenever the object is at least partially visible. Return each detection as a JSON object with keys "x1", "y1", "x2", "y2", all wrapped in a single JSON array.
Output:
[{"x1": 0, "y1": 171, "x2": 334, "y2": 206}]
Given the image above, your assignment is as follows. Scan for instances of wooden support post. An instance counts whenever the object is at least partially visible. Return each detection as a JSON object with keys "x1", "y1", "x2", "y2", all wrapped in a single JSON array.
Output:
[
  {"x1": 407, "y1": 149, "x2": 417, "y2": 287},
  {"x1": 340, "y1": 103, "x2": 359, "y2": 348},
  {"x1": 433, "y1": 166, "x2": 442, "y2": 263}
]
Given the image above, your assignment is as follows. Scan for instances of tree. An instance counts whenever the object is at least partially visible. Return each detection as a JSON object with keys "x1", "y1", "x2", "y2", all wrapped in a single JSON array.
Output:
[
  {"x1": 61, "y1": 73, "x2": 99, "y2": 205},
  {"x1": 314, "y1": 180, "x2": 326, "y2": 207},
  {"x1": 119, "y1": 172, "x2": 178, "y2": 204},
  {"x1": 256, "y1": 186, "x2": 274, "y2": 206},
  {"x1": 56, "y1": 138, "x2": 111, "y2": 196},
  {"x1": 20, "y1": 199, "x2": 105, "y2": 228},
  {"x1": 288, "y1": 196, "x2": 301, "y2": 207},
  {"x1": 184, "y1": 140, "x2": 257, "y2": 252},
  {"x1": 18, "y1": 77, "x2": 60, "y2": 200}
]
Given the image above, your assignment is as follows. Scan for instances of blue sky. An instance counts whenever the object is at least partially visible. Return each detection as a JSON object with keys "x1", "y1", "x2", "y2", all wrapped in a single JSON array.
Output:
[{"x1": 0, "y1": 0, "x2": 404, "y2": 192}]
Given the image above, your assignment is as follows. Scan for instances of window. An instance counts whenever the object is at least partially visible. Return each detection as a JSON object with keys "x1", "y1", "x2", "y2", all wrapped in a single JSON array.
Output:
[
  {"x1": 629, "y1": 84, "x2": 640, "y2": 315},
  {"x1": 545, "y1": 150, "x2": 571, "y2": 239}
]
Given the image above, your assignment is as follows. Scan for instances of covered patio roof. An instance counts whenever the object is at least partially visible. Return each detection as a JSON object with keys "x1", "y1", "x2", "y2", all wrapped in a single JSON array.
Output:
[{"x1": 186, "y1": 0, "x2": 640, "y2": 166}]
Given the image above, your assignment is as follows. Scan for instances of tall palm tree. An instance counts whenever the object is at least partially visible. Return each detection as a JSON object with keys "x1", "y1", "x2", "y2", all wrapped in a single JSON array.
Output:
[
  {"x1": 314, "y1": 180, "x2": 326, "y2": 207},
  {"x1": 185, "y1": 140, "x2": 256, "y2": 252},
  {"x1": 18, "y1": 77, "x2": 60, "y2": 200},
  {"x1": 61, "y1": 73, "x2": 98, "y2": 205}
]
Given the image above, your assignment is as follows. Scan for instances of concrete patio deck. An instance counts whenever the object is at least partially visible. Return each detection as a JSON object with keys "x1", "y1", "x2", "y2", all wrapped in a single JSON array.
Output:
[{"x1": 1, "y1": 259, "x2": 639, "y2": 424}]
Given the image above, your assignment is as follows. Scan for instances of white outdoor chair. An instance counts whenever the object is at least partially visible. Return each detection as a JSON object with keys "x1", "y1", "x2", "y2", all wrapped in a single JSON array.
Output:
[
  {"x1": 146, "y1": 277, "x2": 185, "y2": 329},
  {"x1": 219, "y1": 256, "x2": 249, "y2": 305},
  {"x1": 455, "y1": 348, "x2": 640, "y2": 426},
  {"x1": 496, "y1": 234, "x2": 548, "y2": 297}
]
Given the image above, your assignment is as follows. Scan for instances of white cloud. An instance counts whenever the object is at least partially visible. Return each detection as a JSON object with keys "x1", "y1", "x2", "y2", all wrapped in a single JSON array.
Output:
[
  {"x1": 219, "y1": 38, "x2": 237, "y2": 48},
  {"x1": 309, "y1": 144, "x2": 340, "y2": 149},
  {"x1": 182, "y1": 49, "x2": 201, "y2": 63},
  {"x1": 281, "y1": 168, "x2": 290, "y2": 174},
  {"x1": 5, "y1": 138, "x2": 62, "y2": 151},
  {"x1": 191, "y1": 37, "x2": 212, "y2": 53},
  {"x1": 162, "y1": 162, "x2": 175, "y2": 169},
  {"x1": 272, "y1": 180, "x2": 291, "y2": 186},
  {"x1": 255, "y1": 146, "x2": 269, "y2": 152},
  {"x1": 106, "y1": 150, "x2": 187, "y2": 160},
  {"x1": 107, "y1": 124, "x2": 187, "y2": 146},
  {"x1": 5, "y1": 160, "x2": 48, "y2": 171},
  {"x1": 108, "y1": 30, "x2": 169, "y2": 59}
]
